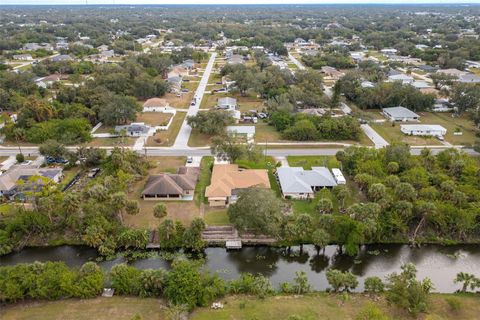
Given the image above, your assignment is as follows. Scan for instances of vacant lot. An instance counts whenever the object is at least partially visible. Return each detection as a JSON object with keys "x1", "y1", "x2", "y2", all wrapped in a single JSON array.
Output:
[
  {"x1": 146, "y1": 112, "x2": 186, "y2": 147},
  {"x1": 4, "y1": 294, "x2": 479, "y2": 320},
  {"x1": 135, "y1": 112, "x2": 172, "y2": 126},
  {"x1": 163, "y1": 92, "x2": 194, "y2": 109},
  {"x1": 1, "y1": 297, "x2": 166, "y2": 320},
  {"x1": 85, "y1": 137, "x2": 137, "y2": 147},
  {"x1": 192, "y1": 293, "x2": 480, "y2": 320},
  {"x1": 287, "y1": 155, "x2": 340, "y2": 169}
]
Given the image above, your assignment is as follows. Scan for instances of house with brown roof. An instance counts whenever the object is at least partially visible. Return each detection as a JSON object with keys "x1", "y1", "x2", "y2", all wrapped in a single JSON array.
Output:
[
  {"x1": 141, "y1": 167, "x2": 199, "y2": 200},
  {"x1": 205, "y1": 164, "x2": 270, "y2": 207}
]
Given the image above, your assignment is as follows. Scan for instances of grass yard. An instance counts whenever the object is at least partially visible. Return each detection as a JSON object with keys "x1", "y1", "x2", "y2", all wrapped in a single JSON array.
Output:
[
  {"x1": 146, "y1": 112, "x2": 186, "y2": 147},
  {"x1": 188, "y1": 129, "x2": 213, "y2": 147},
  {"x1": 1, "y1": 297, "x2": 166, "y2": 320},
  {"x1": 191, "y1": 293, "x2": 480, "y2": 320},
  {"x1": 194, "y1": 156, "x2": 214, "y2": 206},
  {"x1": 418, "y1": 112, "x2": 478, "y2": 146},
  {"x1": 182, "y1": 80, "x2": 199, "y2": 92},
  {"x1": 85, "y1": 137, "x2": 136, "y2": 147},
  {"x1": 135, "y1": 112, "x2": 172, "y2": 126},
  {"x1": 254, "y1": 123, "x2": 284, "y2": 142},
  {"x1": 287, "y1": 155, "x2": 340, "y2": 169},
  {"x1": 204, "y1": 208, "x2": 230, "y2": 225},
  {"x1": 124, "y1": 156, "x2": 203, "y2": 228},
  {"x1": 163, "y1": 92, "x2": 194, "y2": 109},
  {"x1": 3, "y1": 294, "x2": 480, "y2": 320},
  {"x1": 371, "y1": 122, "x2": 442, "y2": 146}
]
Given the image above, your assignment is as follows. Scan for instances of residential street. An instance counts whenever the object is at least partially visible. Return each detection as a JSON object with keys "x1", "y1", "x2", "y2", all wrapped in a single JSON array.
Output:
[
  {"x1": 173, "y1": 52, "x2": 217, "y2": 148},
  {"x1": 288, "y1": 52, "x2": 306, "y2": 70}
]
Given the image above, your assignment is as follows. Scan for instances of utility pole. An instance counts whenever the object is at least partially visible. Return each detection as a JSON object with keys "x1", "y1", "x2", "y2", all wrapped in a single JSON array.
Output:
[{"x1": 264, "y1": 138, "x2": 268, "y2": 162}]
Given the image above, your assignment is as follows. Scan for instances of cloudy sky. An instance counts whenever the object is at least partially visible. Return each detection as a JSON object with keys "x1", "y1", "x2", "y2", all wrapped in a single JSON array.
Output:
[{"x1": 2, "y1": 0, "x2": 480, "y2": 5}]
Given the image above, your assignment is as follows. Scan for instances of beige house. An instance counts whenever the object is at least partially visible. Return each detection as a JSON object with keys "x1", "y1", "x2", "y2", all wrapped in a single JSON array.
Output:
[
  {"x1": 141, "y1": 167, "x2": 199, "y2": 200},
  {"x1": 142, "y1": 98, "x2": 170, "y2": 112},
  {"x1": 205, "y1": 164, "x2": 270, "y2": 207}
]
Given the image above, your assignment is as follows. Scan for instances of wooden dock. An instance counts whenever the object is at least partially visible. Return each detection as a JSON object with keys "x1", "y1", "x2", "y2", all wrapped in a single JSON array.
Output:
[{"x1": 225, "y1": 240, "x2": 242, "y2": 250}]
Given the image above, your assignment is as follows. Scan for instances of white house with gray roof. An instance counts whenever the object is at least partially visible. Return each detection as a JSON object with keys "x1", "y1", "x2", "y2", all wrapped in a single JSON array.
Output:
[{"x1": 277, "y1": 167, "x2": 337, "y2": 200}]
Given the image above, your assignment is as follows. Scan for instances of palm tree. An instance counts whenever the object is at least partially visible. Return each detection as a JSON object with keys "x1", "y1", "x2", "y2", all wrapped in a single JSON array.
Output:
[{"x1": 455, "y1": 272, "x2": 477, "y2": 292}]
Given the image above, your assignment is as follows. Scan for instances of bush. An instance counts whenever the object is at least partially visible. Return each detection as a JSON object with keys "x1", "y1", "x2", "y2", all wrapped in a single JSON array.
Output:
[
  {"x1": 445, "y1": 296, "x2": 461, "y2": 312},
  {"x1": 355, "y1": 303, "x2": 388, "y2": 320},
  {"x1": 228, "y1": 273, "x2": 274, "y2": 298},
  {"x1": 326, "y1": 269, "x2": 358, "y2": 292},
  {"x1": 15, "y1": 153, "x2": 24, "y2": 163},
  {"x1": 110, "y1": 264, "x2": 143, "y2": 295},
  {"x1": 364, "y1": 276, "x2": 385, "y2": 294}
]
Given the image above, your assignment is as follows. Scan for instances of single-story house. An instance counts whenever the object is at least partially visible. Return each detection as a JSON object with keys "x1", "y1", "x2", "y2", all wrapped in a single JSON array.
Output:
[
  {"x1": 180, "y1": 59, "x2": 195, "y2": 69},
  {"x1": 115, "y1": 122, "x2": 150, "y2": 136},
  {"x1": 97, "y1": 44, "x2": 109, "y2": 52},
  {"x1": 168, "y1": 65, "x2": 189, "y2": 78},
  {"x1": 277, "y1": 167, "x2": 337, "y2": 200},
  {"x1": 227, "y1": 55, "x2": 245, "y2": 65},
  {"x1": 217, "y1": 97, "x2": 237, "y2": 110},
  {"x1": 459, "y1": 74, "x2": 480, "y2": 83},
  {"x1": 205, "y1": 164, "x2": 270, "y2": 207},
  {"x1": 51, "y1": 54, "x2": 73, "y2": 62},
  {"x1": 0, "y1": 165, "x2": 63, "y2": 200},
  {"x1": 167, "y1": 76, "x2": 183, "y2": 93},
  {"x1": 387, "y1": 74, "x2": 414, "y2": 85},
  {"x1": 382, "y1": 107, "x2": 420, "y2": 122},
  {"x1": 226, "y1": 126, "x2": 255, "y2": 142},
  {"x1": 141, "y1": 167, "x2": 199, "y2": 200},
  {"x1": 436, "y1": 68, "x2": 467, "y2": 78},
  {"x1": 432, "y1": 99, "x2": 453, "y2": 112},
  {"x1": 321, "y1": 66, "x2": 345, "y2": 80},
  {"x1": 143, "y1": 98, "x2": 171, "y2": 112},
  {"x1": 13, "y1": 54, "x2": 33, "y2": 61},
  {"x1": 381, "y1": 48, "x2": 398, "y2": 56},
  {"x1": 400, "y1": 124, "x2": 447, "y2": 137}
]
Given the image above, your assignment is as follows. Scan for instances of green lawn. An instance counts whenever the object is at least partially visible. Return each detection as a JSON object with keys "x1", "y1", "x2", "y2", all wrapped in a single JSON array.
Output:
[
  {"x1": 146, "y1": 111, "x2": 186, "y2": 147},
  {"x1": 287, "y1": 155, "x2": 340, "y2": 170},
  {"x1": 194, "y1": 156, "x2": 214, "y2": 206},
  {"x1": 191, "y1": 293, "x2": 480, "y2": 320},
  {"x1": 204, "y1": 209, "x2": 230, "y2": 225},
  {"x1": 371, "y1": 122, "x2": 442, "y2": 146},
  {"x1": 418, "y1": 112, "x2": 478, "y2": 146},
  {"x1": 1, "y1": 297, "x2": 166, "y2": 320}
]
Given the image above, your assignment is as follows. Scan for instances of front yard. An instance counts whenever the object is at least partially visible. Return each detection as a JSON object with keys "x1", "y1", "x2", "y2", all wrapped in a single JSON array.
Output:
[
  {"x1": 135, "y1": 112, "x2": 172, "y2": 126},
  {"x1": 146, "y1": 111, "x2": 186, "y2": 147}
]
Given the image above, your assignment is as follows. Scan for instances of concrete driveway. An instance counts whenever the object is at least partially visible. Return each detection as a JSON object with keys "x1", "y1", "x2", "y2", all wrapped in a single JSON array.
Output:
[{"x1": 361, "y1": 124, "x2": 389, "y2": 149}]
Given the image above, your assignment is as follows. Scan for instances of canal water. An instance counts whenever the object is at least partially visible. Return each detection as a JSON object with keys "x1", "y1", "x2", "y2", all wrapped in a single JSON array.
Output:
[{"x1": 2, "y1": 244, "x2": 479, "y2": 293}]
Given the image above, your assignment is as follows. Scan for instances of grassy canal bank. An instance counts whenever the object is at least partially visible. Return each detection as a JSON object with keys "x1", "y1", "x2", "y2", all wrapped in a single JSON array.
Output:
[{"x1": 2, "y1": 293, "x2": 479, "y2": 320}]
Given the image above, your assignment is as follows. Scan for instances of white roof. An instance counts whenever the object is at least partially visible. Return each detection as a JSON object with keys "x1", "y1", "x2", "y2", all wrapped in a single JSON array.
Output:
[
  {"x1": 400, "y1": 124, "x2": 446, "y2": 132},
  {"x1": 218, "y1": 97, "x2": 237, "y2": 106},
  {"x1": 277, "y1": 167, "x2": 337, "y2": 194},
  {"x1": 383, "y1": 107, "x2": 419, "y2": 119},
  {"x1": 226, "y1": 126, "x2": 255, "y2": 135}
]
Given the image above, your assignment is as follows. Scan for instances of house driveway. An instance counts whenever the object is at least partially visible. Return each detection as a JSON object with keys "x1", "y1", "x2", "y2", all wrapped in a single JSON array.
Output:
[{"x1": 361, "y1": 124, "x2": 389, "y2": 149}]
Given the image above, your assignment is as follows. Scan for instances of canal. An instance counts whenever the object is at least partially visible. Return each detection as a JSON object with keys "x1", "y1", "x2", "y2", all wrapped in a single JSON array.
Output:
[{"x1": 2, "y1": 244, "x2": 479, "y2": 293}]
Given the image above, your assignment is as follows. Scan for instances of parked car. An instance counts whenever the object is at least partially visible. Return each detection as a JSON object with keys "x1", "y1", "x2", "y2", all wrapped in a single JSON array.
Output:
[
  {"x1": 181, "y1": 89, "x2": 189, "y2": 93},
  {"x1": 186, "y1": 156, "x2": 193, "y2": 164},
  {"x1": 87, "y1": 168, "x2": 100, "y2": 178},
  {"x1": 46, "y1": 156, "x2": 68, "y2": 164},
  {"x1": 258, "y1": 112, "x2": 268, "y2": 119}
]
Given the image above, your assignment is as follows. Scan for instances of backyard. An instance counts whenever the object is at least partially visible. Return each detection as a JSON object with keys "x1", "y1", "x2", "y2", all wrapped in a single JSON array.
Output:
[{"x1": 135, "y1": 112, "x2": 172, "y2": 126}]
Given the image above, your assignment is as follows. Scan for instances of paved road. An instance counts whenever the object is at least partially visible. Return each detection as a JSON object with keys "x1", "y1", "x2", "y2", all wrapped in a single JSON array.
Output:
[
  {"x1": 173, "y1": 52, "x2": 217, "y2": 148},
  {"x1": 0, "y1": 145, "x2": 476, "y2": 158},
  {"x1": 360, "y1": 124, "x2": 390, "y2": 149},
  {"x1": 288, "y1": 53, "x2": 306, "y2": 70}
]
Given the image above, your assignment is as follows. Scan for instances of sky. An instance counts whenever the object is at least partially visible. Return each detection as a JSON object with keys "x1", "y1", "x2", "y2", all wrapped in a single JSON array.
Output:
[{"x1": 2, "y1": 0, "x2": 480, "y2": 5}]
